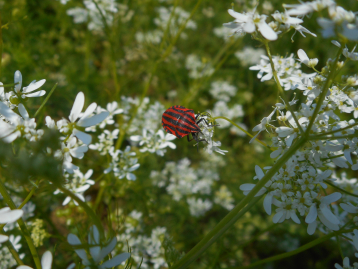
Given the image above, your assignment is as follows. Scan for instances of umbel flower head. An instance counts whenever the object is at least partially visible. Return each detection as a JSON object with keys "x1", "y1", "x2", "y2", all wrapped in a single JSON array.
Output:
[{"x1": 67, "y1": 225, "x2": 130, "y2": 269}]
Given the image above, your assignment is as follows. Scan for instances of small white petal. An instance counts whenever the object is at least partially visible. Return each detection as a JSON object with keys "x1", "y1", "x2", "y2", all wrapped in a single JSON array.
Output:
[
  {"x1": 80, "y1": 103, "x2": 97, "y2": 120},
  {"x1": 18, "y1": 104, "x2": 29, "y2": 120},
  {"x1": 290, "y1": 211, "x2": 301, "y2": 224},
  {"x1": 321, "y1": 192, "x2": 342, "y2": 204},
  {"x1": 77, "y1": 111, "x2": 109, "y2": 127},
  {"x1": 100, "y1": 253, "x2": 130, "y2": 268},
  {"x1": 69, "y1": 92, "x2": 85, "y2": 123},
  {"x1": 0, "y1": 101, "x2": 21, "y2": 123},
  {"x1": 340, "y1": 203, "x2": 358, "y2": 213},
  {"x1": 258, "y1": 21, "x2": 278, "y2": 40},
  {"x1": 14, "y1": 71, "x2": 22, "y2": 93},
  {"x1": 272, "y1": 210, "x2": 285, "y2": 223},
  {"x1": 263, "y1": 193, "x2": 273, "y2": 215},
  {"x1": 73, "y1": 129, "x2": 92, "y2": 145},
  {"x1": 307, "y1": 221, "x2": 317, "y2": 235},
  {"x1": 0, "y1": 208, "x2": 23, "y2": 223},
  {"x1": 255, "y1": 165, "x2": 265, "y2": 179},
  {"x1": 3, "y1": 131, "x2": 21, "y2": 143},
  {"x1": 25, "y1": 90, "x2": 46, "y2": 98},
  {"x1": 239, "y1": 183, "x2": 255, "y2": 191},
  {"x1": 23, "y1": 79, "x2": 46, "y2": 93},
  {"x1": 244, "y1": 21, "x2": 256, "y2": 33},
  {"x1": 41, "y1": 251, "x2": 53, "y2": 269},
  {"x1": 320, "y1": 204, "x2": 340, "y2": 225},
  {"x1": 305, "y1": 204, "x2": 317, "y2": 223},
  {"x1": 0, "y1": 234, "x2": 9, "y2": 243},
  {"x1": 297, "y1": 49, "x2": 309, "y2": 64}
]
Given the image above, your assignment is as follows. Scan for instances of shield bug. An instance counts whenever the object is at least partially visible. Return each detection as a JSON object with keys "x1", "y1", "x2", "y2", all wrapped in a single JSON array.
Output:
[{"x1": 161, "y1": 105, "x2": 211, "y2": 145}]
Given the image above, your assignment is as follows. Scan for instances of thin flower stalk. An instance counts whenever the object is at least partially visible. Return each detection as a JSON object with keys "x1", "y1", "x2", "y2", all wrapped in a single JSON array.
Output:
[
  {"x1": 305, "y1": 43, "x2": 345, "y2": 133},
  {"x1": 213, "y1": 116, "x2": 269, "y2": 148},
  {"x1": 263, "y1": 41, "x2": 303, "y2": 134}
]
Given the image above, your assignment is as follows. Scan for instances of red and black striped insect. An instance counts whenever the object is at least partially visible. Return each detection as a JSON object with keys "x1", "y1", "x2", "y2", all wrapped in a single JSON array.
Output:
[{"x1": 161, "y1": 105, "x2": 209, "y2": 145}]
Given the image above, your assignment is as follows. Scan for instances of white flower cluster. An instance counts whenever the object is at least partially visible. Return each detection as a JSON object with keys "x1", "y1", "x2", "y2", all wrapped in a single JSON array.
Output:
[
  {"x1": 117, "y1": 210, "x2": 168, "y2": 269},
  {"x1": 66, "y1": 0, "x2": 133, "y2": 31},
  {"x1": 135, "y1": 6, "x2": 196, "y2": 45},
  {"x1": 235, "y1": 46, "x2": 266, "y2": 67},
  {"x1": 243, "y1": 45, "x2": 358, "y2": 235},
  {"x1": 130, "y1": 129, "x2": 176, "y2": 156},
  {"x1": 54, "y1": 169, "x2": 95, "y2": 206},
  {"x1": 283, "y1": 1, "x2": 358, "y2": 42},
  {"x1": 185, "y1": 54, "x2": 214, "y2": 79},
  {"x1": 150, "y1": 154, "x2": 234, "y2": 216},
  {"x1": 103, "y1": 146, "x2": 140, "y2": 181},
  {"x1": 224, "y1": 5, "x2": 315, "y2": 41},
  {"x1": 0, "y1": 71, "x2": 46, "y2": 143},
  {"x1": 249, "y1": 53, "x2": 315, "y2": 91}
]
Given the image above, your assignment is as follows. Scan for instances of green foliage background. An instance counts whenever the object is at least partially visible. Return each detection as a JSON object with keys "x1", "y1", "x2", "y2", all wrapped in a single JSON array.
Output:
[{"x1": 1, "y1": 0, "x2": 358, "y2": 268}]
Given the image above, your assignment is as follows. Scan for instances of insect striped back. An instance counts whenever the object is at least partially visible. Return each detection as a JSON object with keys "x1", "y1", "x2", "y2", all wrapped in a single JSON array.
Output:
[{"x1": 162, "y1": 105, "x2": 201, "y2": 138}]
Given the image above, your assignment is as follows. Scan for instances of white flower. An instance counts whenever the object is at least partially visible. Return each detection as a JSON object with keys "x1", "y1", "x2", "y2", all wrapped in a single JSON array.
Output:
[
  {"x1": 57, "y1": 92, "x2": 109, "y2": 144},
  {"x1": 0, "y1": 102, "x2": 41, "y2": 143},
  {"x1": 271, "y1": 11, "x2": 303, "y2": 25},
  {"x1": 67, "y1": 225, "x2": 130, "y2": 269},
  {"x1": 343, "y1": 45, "x2": 358, "y2": 61},
  {"x1": 0, "y1": 207, "x2": 23, "y2": 243},
  {"x1": 305, "y1": 192, "x2": 342, "y2": 235},
  {"x1": 224, "y1": 8, "x2": 278, "y2": 41},
  {"x1": 187, "y1": 197, "x2": 212, "y2": 217},
  {"x1": 250, "y1": 108, "x2": 276, "y2": 143},
  {"x1": 334, "y1": 257, "x2": 357, "y2": 269},
  {"x1": 297, "y1": 49, "x2": 319, "y2": 68},
  {"x1": 11, "y1": 70, "x2": 46, "y2": 102}
]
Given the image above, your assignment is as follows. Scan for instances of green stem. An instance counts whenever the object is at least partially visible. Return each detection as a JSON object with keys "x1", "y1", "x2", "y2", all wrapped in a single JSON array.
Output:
[
  {"x1": 264, "y1": 41, "x2": 303, "y2": 134},
  {"x1": 305, "y1": 44, "x2": 345, "y2": 134},
  {"x1": 92, "y1": 0, "x2": 120, "y2": 96},
  {"x1": 213, "y1": 116, "x2": 269, "y2": 149},
  {"x1": 233, "y1": 229, "x2": 354, "y2": 269},
  {"x1": 336, "y1": 234, "x2": 344, "y2": 259},
  {"x1": 93, "y1": 183, "x2": 106, "y2": 211},
  {"x1": 0, "y1": 180, "x2": 41, "y2": 269},
  {"x1": 4, "y1": 237, "x2": 24, "y2": 265},
  {"x1": 309, "y1": 134, "x2": 357, "y2": 141},
  {"x1": 159, "y1": 0, "x2": 178, "y2": 52},
  {"x1": 309, "y1": 122, "x2": 358, "y2": 138},
  {"x1": 171, "y1": 136, "x2": 307, "y2": 269},
  {"x1": 34, "y1": 83, "x2": 57, "y2": 117},
  {"x1": 324, "y1": 180, "x2": 358, "y2": 198}
]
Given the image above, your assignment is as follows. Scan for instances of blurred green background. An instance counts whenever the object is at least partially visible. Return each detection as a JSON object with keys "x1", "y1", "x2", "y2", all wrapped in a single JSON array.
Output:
[{"x1": 1, "y1": 0, "x2": 358, "y2": 268}]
